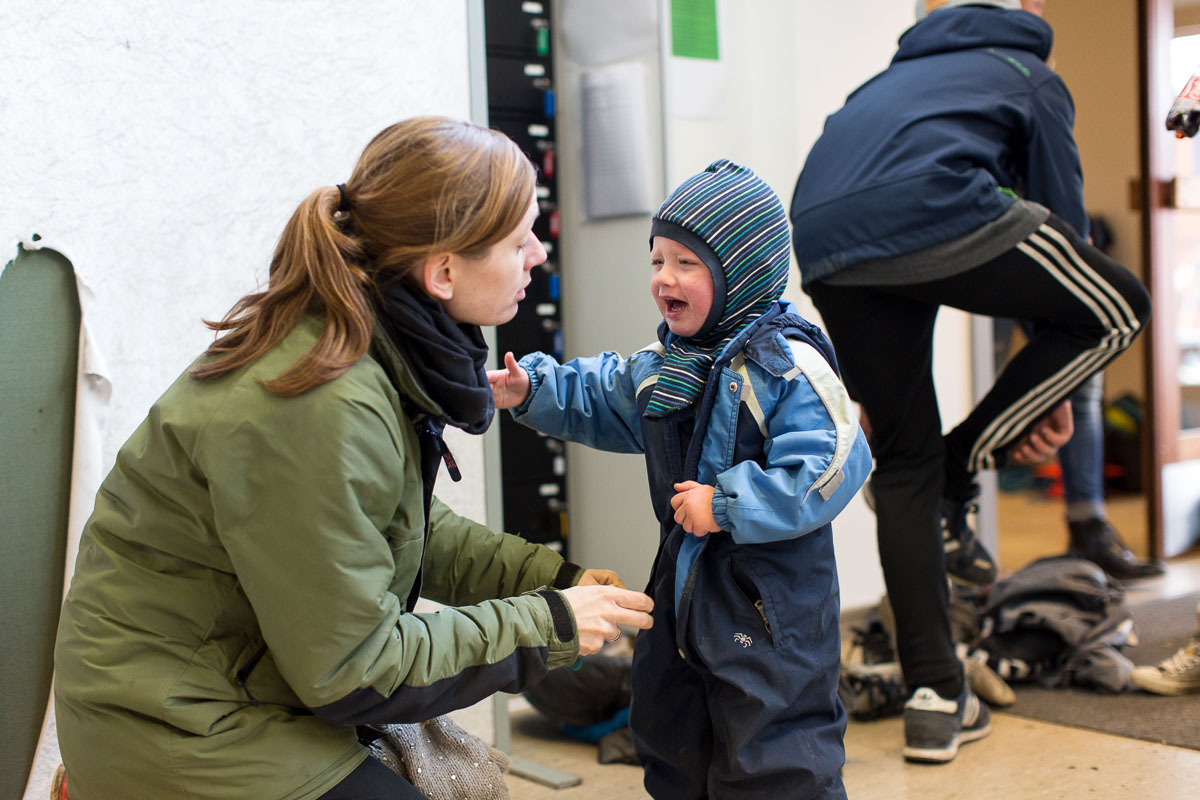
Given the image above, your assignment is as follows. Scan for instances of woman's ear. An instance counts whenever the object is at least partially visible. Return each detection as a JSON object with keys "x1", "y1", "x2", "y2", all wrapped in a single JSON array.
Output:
[{"x1": 421, "y1": 253, "x2": 455, "y2": 301}]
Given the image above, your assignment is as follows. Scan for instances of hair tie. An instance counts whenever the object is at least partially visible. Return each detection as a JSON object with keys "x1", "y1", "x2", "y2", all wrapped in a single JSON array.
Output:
[{"x1": 336, "y1": 183, "x2": 350, "y2": 213}]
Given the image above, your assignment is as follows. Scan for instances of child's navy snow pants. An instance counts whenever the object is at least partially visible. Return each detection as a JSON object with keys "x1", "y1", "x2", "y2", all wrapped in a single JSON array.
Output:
[{"x1": 630, "y1": 524, "x2": 847, "y2": 799}]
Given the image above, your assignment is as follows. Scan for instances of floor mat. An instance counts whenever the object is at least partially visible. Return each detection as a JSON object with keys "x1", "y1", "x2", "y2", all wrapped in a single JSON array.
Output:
[{"x1": 1001, "y1": 592, "x2": 1200, "y2": 750}]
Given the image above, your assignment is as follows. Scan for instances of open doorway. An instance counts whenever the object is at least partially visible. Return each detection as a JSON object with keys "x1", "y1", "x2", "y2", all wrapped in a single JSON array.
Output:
[
  {"x1": 1145, "y1": 0, "x2": 1200, "y2": 560},
  {"x1": 992, "y1": 325, "x2": 1152, "y2": 576},
  {"x1": 1166, "y1": 31, "x2": 1200, "y2": 441},
  {"x1": 992, "y1": 0, "x2": 1153, "y2": 576}
]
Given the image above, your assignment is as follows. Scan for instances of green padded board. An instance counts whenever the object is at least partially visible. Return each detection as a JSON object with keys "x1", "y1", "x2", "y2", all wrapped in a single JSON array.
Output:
[{"x1": 0, "y1": 244, "x2": 79, "y2": 798}]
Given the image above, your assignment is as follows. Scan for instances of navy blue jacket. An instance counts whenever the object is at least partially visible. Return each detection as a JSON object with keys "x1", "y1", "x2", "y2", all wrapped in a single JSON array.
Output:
[{"x1": 790, "y1": 7, "x2": 1086, "y2": 287}]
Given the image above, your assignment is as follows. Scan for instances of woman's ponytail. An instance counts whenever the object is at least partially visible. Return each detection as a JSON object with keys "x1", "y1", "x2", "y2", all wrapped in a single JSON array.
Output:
[
  {"x1": 189, "y1": 185, "x2": 373, "y2": 395},
  {"x1": 190, "y1": 116, "x2": 535, "y2": 396}
]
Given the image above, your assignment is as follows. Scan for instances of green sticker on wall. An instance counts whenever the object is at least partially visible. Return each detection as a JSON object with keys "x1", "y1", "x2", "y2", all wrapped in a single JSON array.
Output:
[{"x1": 671, "y1": 0, "x2": 719, "y2": 60}]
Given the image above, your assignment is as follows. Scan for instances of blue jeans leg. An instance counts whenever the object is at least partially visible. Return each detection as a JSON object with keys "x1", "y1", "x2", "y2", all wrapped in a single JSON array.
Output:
[{"x1": 1059, "y1": 372, "x2": 1105, "y2": 519}]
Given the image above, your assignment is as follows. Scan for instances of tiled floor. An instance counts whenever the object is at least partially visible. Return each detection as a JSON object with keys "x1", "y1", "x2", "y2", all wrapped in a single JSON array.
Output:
[
  {"x1": 503, "y1": 491, "x2": 1200, "y2": 799},
  {"x1": 505, "y1": 697, "x2": 1200, "y2": 799}
]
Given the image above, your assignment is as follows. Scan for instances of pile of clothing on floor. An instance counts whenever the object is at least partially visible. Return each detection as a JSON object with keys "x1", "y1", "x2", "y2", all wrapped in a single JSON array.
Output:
[{"x1": 840, "y1": 555, "x2": 1138, "y2": 720}]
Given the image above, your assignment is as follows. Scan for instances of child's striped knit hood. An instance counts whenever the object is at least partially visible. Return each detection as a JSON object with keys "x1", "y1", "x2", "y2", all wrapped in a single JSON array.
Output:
[{"x1": 645, "y1": 159, "x2": 790, "y2": 418}]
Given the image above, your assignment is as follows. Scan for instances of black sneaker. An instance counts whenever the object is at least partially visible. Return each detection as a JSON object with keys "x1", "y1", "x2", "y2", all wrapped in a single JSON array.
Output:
[
  {"x1": 1067, "y1": 517, "x2": 1165, "y2": 580},
  {"x1": 903, "y1": 684, "x2": 992, "y2": 763},
  {"x1": 941, "y1": 484, "x2": 998, "y2": 586},
  {"x1": 839, "y1": 661, "x2": 907, "y2": 721},
  {"x1": 847, "y1": 617, "x2": 896, "y2": 665}
]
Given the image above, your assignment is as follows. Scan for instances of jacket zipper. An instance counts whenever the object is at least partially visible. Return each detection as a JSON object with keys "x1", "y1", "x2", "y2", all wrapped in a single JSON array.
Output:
[
  {"x1": 234, "y1": 644, "x2": 268, "y2": 705},
  {"x1": 753, "y1": 599, "x2": 773, "y2": 639}
]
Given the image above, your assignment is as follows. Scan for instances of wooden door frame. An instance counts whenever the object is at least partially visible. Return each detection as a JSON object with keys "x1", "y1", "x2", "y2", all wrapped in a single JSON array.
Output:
[
  {"x1": 1140, "y1": 0, "x2": 1200, "y2": 558},
  {"x1": 1141, "y1": 0, "x2": 1168, "y2": 558}
]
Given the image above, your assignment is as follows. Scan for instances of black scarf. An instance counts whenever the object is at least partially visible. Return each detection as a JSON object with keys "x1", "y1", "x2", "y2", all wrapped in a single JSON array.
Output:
[{"x1": 371, "y1": 275, "x2": 494, "y2": 435}]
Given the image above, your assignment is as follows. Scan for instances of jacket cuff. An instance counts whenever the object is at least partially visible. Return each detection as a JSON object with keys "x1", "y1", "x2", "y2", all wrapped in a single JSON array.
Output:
[
  {"x1": 553, "y1": 561, "x2": 585, "y2": 589},
  {"x1": 533, "y1": 588, "x2": 579, "y2": 668},
  {"x1": 712, "y1": 485, "x2": 732, "y2": 531},
  {"x1": 511, "y1": 353, "x2": 546, "y2": 417}
]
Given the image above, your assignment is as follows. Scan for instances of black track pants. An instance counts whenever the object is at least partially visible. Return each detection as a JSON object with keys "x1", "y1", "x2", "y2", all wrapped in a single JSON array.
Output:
[{"x1": 806, "y1": 213, "x2": 1150, "y2": 693}]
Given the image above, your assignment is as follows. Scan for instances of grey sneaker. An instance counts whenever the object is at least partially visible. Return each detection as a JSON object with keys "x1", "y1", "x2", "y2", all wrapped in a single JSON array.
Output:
[
  {"x1": 1130, "y1": 639, "x2": 1200, "y2": 696},
  {"x1": 903, "y1": 685, "x2": 992, "y2": 763}
]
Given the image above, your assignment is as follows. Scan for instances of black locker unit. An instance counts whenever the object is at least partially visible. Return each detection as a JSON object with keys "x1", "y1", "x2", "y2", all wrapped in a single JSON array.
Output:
[{"x1": 484, "y1": 0, "x2": 568, "y2": 553}]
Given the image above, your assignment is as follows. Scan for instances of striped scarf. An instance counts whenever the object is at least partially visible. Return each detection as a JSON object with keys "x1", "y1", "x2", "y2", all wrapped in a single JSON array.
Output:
[{"x1": 644, "y1": 159, "x2": 791, "y2": 418}]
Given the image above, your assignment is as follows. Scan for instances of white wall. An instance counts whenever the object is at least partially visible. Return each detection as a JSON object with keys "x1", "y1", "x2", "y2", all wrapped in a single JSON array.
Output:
[
  {"x1": 1, "y1": 0, "x2": 489, "y2": 522},
  {"x1": 552, "y1": 2, "x2": 666, "y2": 591},
  {"x1": 2, "y1": 3, "x2": 496, "y2": 791},
  {"x1": 556, "y1": 0, "x2": 976, "y2": 611}
]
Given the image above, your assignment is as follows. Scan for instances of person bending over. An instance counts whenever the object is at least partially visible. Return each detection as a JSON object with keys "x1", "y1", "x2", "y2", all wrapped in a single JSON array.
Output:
[{"x1": 789, "y1": 0, "x2": 1151, "y2": 764}]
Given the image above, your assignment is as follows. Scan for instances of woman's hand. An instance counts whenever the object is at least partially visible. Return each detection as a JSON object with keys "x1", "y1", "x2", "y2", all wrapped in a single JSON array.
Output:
[
  {"x1": 671, "y1": 481, "x2": 720, "y2": 536},
  {"x1": 577, "y1": 569, "x2": 626, "y2": 588},
  {"x1": 561, "y1": 585, "x2": 654, "y2": 656},
  {"x1": 1009, "y1": 400, "x2": 1074, "y2": 465},
  {"x1": 487, "y1": 351, "x2": 531, "y2": 409}
]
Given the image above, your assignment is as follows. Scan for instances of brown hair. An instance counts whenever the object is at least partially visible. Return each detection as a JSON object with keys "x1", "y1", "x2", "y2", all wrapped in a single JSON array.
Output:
[{"x1": 190, "y1": 116, "x2": 536, "y2": 395}]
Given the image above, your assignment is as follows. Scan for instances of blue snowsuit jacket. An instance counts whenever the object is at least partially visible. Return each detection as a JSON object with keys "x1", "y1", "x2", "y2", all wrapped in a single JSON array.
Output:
[
  {"x1": 790, "y1": 7, "x2": 1086, "y2": 287},
  {"x1": 512, "y1": 301, "x2": 871, "y2": 796}
]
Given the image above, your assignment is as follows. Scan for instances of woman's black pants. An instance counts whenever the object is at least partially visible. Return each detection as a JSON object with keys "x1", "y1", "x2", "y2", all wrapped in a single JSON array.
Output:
[{"x1": 320, "y1": 756, "x2": 427, "y2": 800}]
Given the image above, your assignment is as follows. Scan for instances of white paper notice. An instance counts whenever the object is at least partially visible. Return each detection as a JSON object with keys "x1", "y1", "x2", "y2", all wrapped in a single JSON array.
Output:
[{"x1": 580, "y1": 62, "x2": 655, "y2": 220}]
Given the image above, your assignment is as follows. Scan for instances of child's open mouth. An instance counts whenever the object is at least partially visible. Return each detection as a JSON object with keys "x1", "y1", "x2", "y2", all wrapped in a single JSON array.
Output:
[{"x1": 666, "y1": 299, "x2": 687, "y2": 313}]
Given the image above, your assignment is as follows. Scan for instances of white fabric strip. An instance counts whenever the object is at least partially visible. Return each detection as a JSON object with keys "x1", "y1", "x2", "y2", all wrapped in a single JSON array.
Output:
[
  {"x1": 781, "y1": 339, "x2": 858, "y2": 503},
  {"x1": 23, "y1": 271, "x2": 113, "y2": 800}
]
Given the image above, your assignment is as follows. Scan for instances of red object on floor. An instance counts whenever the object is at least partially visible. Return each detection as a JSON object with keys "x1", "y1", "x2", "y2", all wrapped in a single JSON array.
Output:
[{"x1": 1033, "y1": 462, "x2": 1063, "y2": 499}]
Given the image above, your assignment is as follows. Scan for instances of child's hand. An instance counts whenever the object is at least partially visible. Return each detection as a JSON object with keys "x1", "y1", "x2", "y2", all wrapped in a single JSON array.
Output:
[
  {"x1": 671, "y1": 481, "x2": 720, "y2": 536},
  {"x1": 487, "y1": 351, "x2": 531, "y2": 409}
]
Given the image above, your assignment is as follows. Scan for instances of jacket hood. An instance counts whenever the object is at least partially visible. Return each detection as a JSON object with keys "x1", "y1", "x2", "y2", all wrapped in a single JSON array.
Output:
[
  {"x1": 642, "y1": 159, "x2": 791, "y2": 418},
  {"x1": 650, "y1": 159, "x2": 790, "y2": 343},
  {"x1": 896, "y1": 6, "x2": 1053, "y2": 64}
]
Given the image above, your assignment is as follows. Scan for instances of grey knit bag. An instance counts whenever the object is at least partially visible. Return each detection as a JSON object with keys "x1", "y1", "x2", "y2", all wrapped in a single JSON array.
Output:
[{"x1": 367, "y1": 716, "x2": 511, "y2": 800}]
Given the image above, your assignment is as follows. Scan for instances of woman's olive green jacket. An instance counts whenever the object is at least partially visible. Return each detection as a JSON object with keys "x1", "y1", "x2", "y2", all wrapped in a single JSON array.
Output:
[{"x1": 54, "y1": 316, "x2": 582, "y2": 799}]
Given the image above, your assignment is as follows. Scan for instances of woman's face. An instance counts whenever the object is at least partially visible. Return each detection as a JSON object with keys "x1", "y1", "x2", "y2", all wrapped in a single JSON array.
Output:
[{"x1": 442, "y1": 195, "x2": 545, "y2": 326}]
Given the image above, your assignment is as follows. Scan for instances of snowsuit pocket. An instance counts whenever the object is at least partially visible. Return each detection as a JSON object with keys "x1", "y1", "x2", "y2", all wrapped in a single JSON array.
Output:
[{"x1": 729, "y1": 556, "x2": 775, "y2": 646}]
